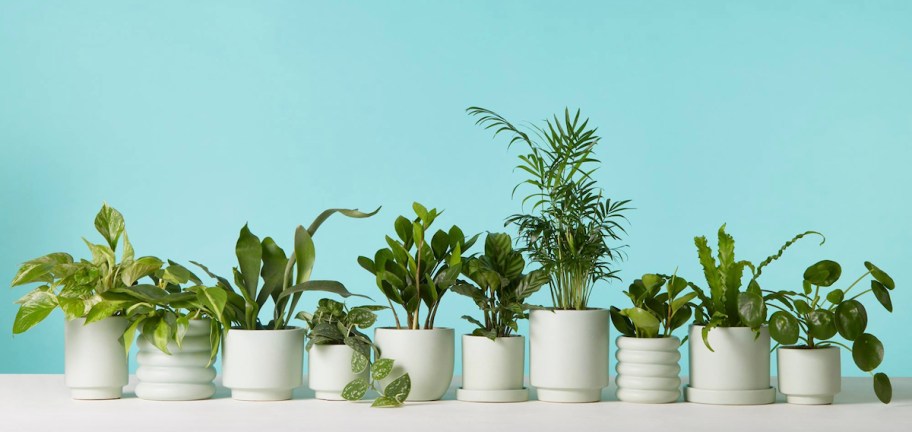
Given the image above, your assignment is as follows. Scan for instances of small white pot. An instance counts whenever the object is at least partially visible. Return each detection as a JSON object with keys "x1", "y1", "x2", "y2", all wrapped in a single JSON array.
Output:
[
  {"x1": 308, "y1": 344, "x2": 368, "y2": 400},
  {"x1": 222, "y1": 327, "x2": 305, "y2": 401},
  {"x1": 615, "y1": 336, "x2": 681, "y2": 403},
  {"x1": 374, "y1": 327, "x2": 454, "y2": 401},
  {"x1": 457, "y1": 335, "x2": 527, "y2": 403},
  {"x1": 529, "y1": 309, "x2": 609, "y2": 403},
  {"x1": 685, "y1": 325, "x2": 775, "y2": 405},
  {"x1": 135, "y1": 319, "x2": 216, "y2": 401},
  {"x1": 64, "y1": 317, "x2": 129, "y2": 400},
  {"x1": 777, "y1": 346, "x2": 841, "y2": 405}
]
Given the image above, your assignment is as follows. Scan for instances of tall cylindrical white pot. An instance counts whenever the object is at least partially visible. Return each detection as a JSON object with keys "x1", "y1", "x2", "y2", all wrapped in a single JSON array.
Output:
[
  {"x1": 374, "y1": 327, "x2": 454, "y2": 401},
  {"x1": 615, "y1": 336, "x2": 681, "y2": 403},
  {"x1": 64, "y1": 317, "x2": 129, "y2": 400},
  {"x1": 530, "y1": 309, "x2": 609, "y2": 403},
  {"x1": 685, "y1": 325, "x2": 775, "y2": 405},
  {"x1": 457, "y1": 335, "x2": 527, "y2": 402},
  {"x1": 777, "y1": 346, "x2": 841, "y2": 405},
  {"x1": 222, "y1": 327, "x2": 305, "y2": 401},
  {"x1": 135, "y1": 319, "x2": 216, "y2": 401},
  {"x1": 308, "y1": 344, "x2": 367, "y2": 400}
]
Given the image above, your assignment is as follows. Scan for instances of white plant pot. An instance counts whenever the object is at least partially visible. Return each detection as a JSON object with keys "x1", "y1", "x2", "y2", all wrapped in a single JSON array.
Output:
[
  {"x1": 135, "y1": 319, "x2": 216, "y2": 401},
  {"x1": 457, "y1": 335, "x2": 527, "y2": 403},
  {"x1": 64, "y1": 317, "x2": 129, "y2": 400},
  {"x1": 615, "y1": 336, "x2": 682, "y2": 403},
  {"x1": 222, "y1": 327, "x2": 305, "y2": 401},
  {"x1": 685, "y1": 325, "x2": 775, "y2": 405},
  {"x1": 374, "y1": 327, "x2": 454, "y2": 401},
  {"x1": 308, "y1": 344, "x2": 368, "y2": 400},
  {"x1": 777, "y1": 346, "x2": 841, "y2": 405},
  {"x1": 529, "y1": 309, "x2": 609, "y2": 403}
]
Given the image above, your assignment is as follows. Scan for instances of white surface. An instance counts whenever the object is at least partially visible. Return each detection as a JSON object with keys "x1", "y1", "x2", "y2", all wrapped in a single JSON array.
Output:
[
  {"x1": 64, "y1": 317, "x2": 128, "y2": 400},
  {"x1": 374, "y1": 327, "x2": 454, "y2": 401},
  {"x1": 530, "y1": 309, "x2": 610, "y2": 402},
  {"x1": 615, "y1": 336, "x2": 681, "y2": 403}
]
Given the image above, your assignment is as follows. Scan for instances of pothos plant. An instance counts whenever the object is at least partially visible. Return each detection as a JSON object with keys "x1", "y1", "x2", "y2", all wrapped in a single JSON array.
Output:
[
  {"x1": 358, "y1": 202, "x2": 478, "y2": 329},
  {"x1": 297, "y1": 298, "x2": 411, "y2": 407},
  {"x1": 610, "y1": 273, "x2": 697, "y2": 339},
  {"x1": 468, "y1": 107, "x2": 631, "y2": 310},
  {"x1": 767, "y1": 260, "x2": 895, "y2": 403},
  {"x1": 451, "y1": 232, "x2": 549, "y2": 339}
]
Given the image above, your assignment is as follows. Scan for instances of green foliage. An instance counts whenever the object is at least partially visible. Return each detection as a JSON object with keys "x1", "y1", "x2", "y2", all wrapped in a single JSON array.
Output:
[
  {"x1": 452, "y1": 232, "x2": 548, "y2": 339},
  {"x1": 610, "y1": 273, "x2": 697, "y2": 338},
  {"x1": 767, "y1": 260, "x2": 895, "y2": 403},
  {"x1": 467, "y1": 107, "x2": 631, "y2": 310},
  {"x1": 358, "y1": 202, "x2": 477, "y2": 329}
]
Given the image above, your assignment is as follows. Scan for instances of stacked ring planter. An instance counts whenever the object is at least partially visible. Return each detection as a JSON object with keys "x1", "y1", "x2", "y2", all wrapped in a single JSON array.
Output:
[
  {"x1": 615, "y1": 336, "x2": 682, "y2": 403},
  {"x1": 135, "y1": 319, "x2": 216, "y2": 401}
]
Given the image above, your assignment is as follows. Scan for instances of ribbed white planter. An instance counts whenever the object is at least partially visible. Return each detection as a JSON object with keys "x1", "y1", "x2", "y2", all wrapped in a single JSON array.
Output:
[
  {"x1": 135, "y1": 319, "x2": 216, "y2": 401},
  {"x1": 222, "y1": 327, "x2": 305, "y2": 401},
  {"x1": 615, "y1": 336, "x2": 681, "y2": 403},
  {"x1": 530, "y1": 309, "x2": 609, "y2": 403},
  {"x1": 374, "y1": 327, "x2": 454, "y2": 401},
  {"x1": 457, "y1": 335, "x2": 527, "y2": 403},
  {"x1": 685, "y1": 325, "x2": 775, "y2": 405},
  {"x1": 777, "y1": 346, "x2": 841, "y2": 405},
  {"x1": 64, "y1": 317, "x2": 129, "y2": 400},
  {"x1": 308, "y1": 344, "x2": 367, "y2": 400}
]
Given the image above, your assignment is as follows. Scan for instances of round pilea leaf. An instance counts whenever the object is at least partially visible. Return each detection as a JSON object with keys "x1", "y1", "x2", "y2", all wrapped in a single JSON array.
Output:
[
  {"x1": 871, "y1": 281, "x2": 893, "y2": 312},
  {"x1": 852, "y1": 333, "x2": 884, "y2": 372},
  {"x1": 807, "y1": 310, "x2": 837, "y2": 340},
  {"x1": 769, "y1": 311, "x2": 799, "y2": 345},
  {"x1": 864, "y1": 261, "x2": 895, "y2": 290},
  {"x1": 803, "y1": 260, "x2": 842, "y2": 287},
  {"x1": 794, "y1": 299, "x2": 811, "y2": 315},
  {"x1": 874, "y1": 372, "x2": 892, "y2": 404},
  {"x1": 802, "y1": 280, "x2": 813, "y2": 295},
  {"x1": 835, "y1": 300, "x2": 867, "y2": 341},
  {"x1": 826, "y1": 289, "x2": 844, "y2": 304}
]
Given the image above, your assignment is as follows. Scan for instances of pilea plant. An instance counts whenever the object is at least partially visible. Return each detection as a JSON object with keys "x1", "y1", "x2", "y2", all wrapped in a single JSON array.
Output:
[
  {"x1": 767, "y1": 260, "x2": 895, "y2": 403},
  {"x1": 358, "y1": 202, "x2": 478, "y2": 329},
  {"x1": 452, "y1": 232, "x2": 549, "y2": 339},
  {"x1": 610, "y1": 273, "x2": 697, "y2": 339},
  {"x1": 468, "y1": 107, "x2": 631, "y2": 310},
  {"x1": 297, "y1": 298, "x2": 411, "y2": 407}
]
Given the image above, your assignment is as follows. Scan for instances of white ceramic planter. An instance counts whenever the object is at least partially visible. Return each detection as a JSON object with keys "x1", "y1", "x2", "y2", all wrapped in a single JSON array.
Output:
[
  {"x1": 374, "y1": 327, "x2": 454, "y2": 401},
  {"x1": 308, "y1": 344, "x2": 368, "y2": 400},
  {"x1": 457, "y1": 335, "x2": 527, "y2": 403},
  {"x1": 222, "y1": 327, "x2": 305, "y2": 401},
  {"x1": 529, "y1": 309, "x2": 609, "y2": 403},
  {"x1": 64, "y1": 317, "x2": 129, "y2": 400},
  {"x1": 777, "y1": 346, "x2": 841, "y2": 404},
  {"x1": 135, "y1": 319, "x2": 216, "y2": 401},
  {"x1": 615, "y1": 336, "x2": 681, "y2": 403},
  {"x1": 685, "y1": 325, "x2": 775, "y2": 405}
]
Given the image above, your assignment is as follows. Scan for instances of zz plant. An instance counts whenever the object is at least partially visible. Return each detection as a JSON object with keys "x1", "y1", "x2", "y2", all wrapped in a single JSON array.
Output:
[
  {"x1": 610, "y1": 273, "x2": 696, "y2": 339},
  {"x1": 767, "y1": 260, "x2": 895, "y2": 403}
]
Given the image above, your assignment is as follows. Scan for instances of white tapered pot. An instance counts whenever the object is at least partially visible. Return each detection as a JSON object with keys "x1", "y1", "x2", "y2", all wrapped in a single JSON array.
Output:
[
  {"x1": 457, "y1": 335, "x2": 527, "y2": 402},
  {"x1": 135, "y1": 319, "x2": 216, "y2": 401},
  {"x1": 64, "y1": 317, "x2": 129, "y2": 400},
  {"x1": 777, "y1": 346, "x2": 841, "y2": 405},
  {"x1": 222, "y1": 327, "x2": 305, "y2": 401},
  {"x1": 685, "y1": 325, "x2": 775, "y2": 405},
  {"x1": 374, "y1": 327, "x2": 454, "y2": 401},
  {"x1": 308, "y1": 344, "x2": 368, "y2": 400},
  {"x1": 615, "y1": 336, "x2": 682, "y2": 403},
  {"x1": 530, "y1": 309, "x2": 609, "y2": 403}
]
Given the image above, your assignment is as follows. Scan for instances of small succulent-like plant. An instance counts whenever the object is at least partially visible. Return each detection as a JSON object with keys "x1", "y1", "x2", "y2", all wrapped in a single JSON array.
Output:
[{"x1": 610, "y1": 273, "x2": 697, "y2": 339}]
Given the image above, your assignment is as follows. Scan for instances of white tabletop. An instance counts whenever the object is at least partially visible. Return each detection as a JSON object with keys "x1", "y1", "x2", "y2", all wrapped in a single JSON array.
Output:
[{"x1": 1, "y1": 375, "x2": 909, "y2": 432}]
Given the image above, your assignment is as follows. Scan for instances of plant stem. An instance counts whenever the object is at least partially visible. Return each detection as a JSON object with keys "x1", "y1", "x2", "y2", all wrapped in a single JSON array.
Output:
[{"x1": 842, "y1": 271, "x2": 872, "y2": 296}]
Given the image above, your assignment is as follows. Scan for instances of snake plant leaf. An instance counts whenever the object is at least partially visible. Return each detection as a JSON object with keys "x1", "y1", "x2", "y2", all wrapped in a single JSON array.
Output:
[
  {"x1": 235, "y1": 224, "x2": 262, "y2": 302},
  {"x1": 278, "y1": 280, "x2": 370, "y2": 300},
  {"x1": 769, "y1": 311, "x2": 800, "y2": 345},
  {"x1": 852, "y1": 333, "x2": 884, "y2": 372},
  {"x1": 341, "y1": 377, "x2": 370, "y2": 401},
  {"x1": 306, "y1": 207, "x2": 381, "y2": 237},
  {"x1": 835, "y1": 300, "x2": 867, "y2": 340},
  {"x1": 870, "y1": 281, "x2": 892, "y2": 312},
  {"x1": 12, "y1": 291, "x2": 58, "y2": 334},
  {"x1": 874, "y1": 372, "x2": 892, "y2": 404},
  {"x1": 383, "y1": 373, "x2": 411, "y2": 403},
  {"x1": 372, "y1": 358, "x2": 395, "y2": 381},
  {"x1": 807, "y1": 310, "x2": 837, "y2": 340},
  {"x1": 94, "y1": 203, "x2": 125, "y2": 251},
  {"x1": 864, "y1": 262, "x2": 894, "y2": 290},
  {"x1": 803, "y1": 260, "x2": 842, "y2": 287},
  {"x1": 826, "y1": 289, "x2": 844, "y2": 304},
  {"x1": 736, "y1": 292, "x2": 766, "y2": 328}
]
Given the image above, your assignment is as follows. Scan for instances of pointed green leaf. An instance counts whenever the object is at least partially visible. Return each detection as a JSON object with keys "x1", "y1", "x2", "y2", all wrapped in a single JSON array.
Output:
[
  {"x1": 383, "y1": 373, "x2": 411, "y2": 403},
  {"x1": 12, "y1": 292, "x2": 58, "y2": 334},
  {"x1": 341, "y1": 377, "x2": 370, "y2": 401},
  {"x1": 372, "y1": 358, "x2": 394, "y2": 380}
]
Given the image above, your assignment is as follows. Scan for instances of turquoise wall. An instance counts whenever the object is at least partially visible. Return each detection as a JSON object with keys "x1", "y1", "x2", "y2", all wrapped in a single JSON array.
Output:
[{"x1": 1, "y1": 1, "x2": 909, "y2": 377}]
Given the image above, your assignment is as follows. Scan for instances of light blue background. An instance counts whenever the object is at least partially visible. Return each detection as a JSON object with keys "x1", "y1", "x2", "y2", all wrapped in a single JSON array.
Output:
[{"x1": 1, "y1": 1, "x2": 909, "y2": 377}]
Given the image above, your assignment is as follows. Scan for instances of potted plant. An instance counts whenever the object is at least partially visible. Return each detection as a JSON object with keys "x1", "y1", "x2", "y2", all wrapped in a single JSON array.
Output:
[
  {"x1": 10, "y1": 204, "x2": 160, "y2": 399},
  {"x1": 195, "y1": 207, "x2": 377, "y2": 401},
  {"x1": 610, "y1": 273, "x2": 696, "y2": 403},
  {"x1": 767, "y1": 259, "x2": 894, "y2": 404},
  {"x1": 685, "y1": 224, "x2": 823, "y2": 405},
  {"x1": 468, "y1": 107, "x2": 631, "y2": 403},
  {"x1": 357, "y1": 202, "x2": 477, "y2": 401},
  {"x1": 451, "y1": 232, "x2": 548, "y2": 403}
]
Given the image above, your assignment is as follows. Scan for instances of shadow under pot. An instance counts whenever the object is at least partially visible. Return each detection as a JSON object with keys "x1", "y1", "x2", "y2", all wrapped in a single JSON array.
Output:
[
  {"x1": 65, "y1": 317, "x2": 129, "y2": 400},
  {"x1": 777, "y1": 346, "x2": 841, "y2": 404},
  {"x1": 222, "y1": 327, "x2": 305, "y2": 401},
  {"x1": 373, "y1": 327, "x2": 454, "y2": 401},
  {"x1": 615, "y1": 336, "x2": 682, "y2": 403},
  {"x1": 135, "y1": 319, "x2": 216, "y2": 401},
  {"x1": 457, "y1": 335, "x2": 527, "y2": 403},
  {"x1": 685, "y1": 325, "x2": 775, "y2": 405},
  {"x1": 308, "y1": 344, "x2": 368, "y2": 400},
  {"x1": 530, "y1": 309, "x2": 610, "y2": 403}
]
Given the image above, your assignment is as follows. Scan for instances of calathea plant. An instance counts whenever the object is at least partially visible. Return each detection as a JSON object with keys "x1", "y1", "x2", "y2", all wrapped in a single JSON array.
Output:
[
  {"x1": 610, "y1": 273, "x2": 697, "y2": 338},
  {"x1": 452, "y1": 232, "x2": 548, "y2": 339},
  {"x1": 767, "y1": 260, "x2": 895, "y2": 403},
  {"x1": 358, "y1": 202, "x2": 478, "y2": 329},
  {"x1": 467, "y1": 107, "x2": 631, "y2": 310},
  {"x1": 297, "y1": 299, "x2": 411, "y2": 407}
]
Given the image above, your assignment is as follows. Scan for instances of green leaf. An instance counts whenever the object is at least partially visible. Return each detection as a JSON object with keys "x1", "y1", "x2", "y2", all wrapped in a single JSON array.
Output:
[
  {"x1": 621, "y1": 307, "x2": 660, "y2": 338},
  {"x1": 794, "y1": 299, "x2": 811, "y2": 315},
  {"x1": 864, "y1": 262, "x2": 894, "y2": 290},
  {"x1": 852, "y1": 333, "x2": 884, "y2": 372},
  {"x1": 874, "y1": 372, "x2": 892, "y2": 404},
  {"x1": 12, "y1": 291, "x2": 58, "y2": 334},
  {"x1": 94, "y1": 203, "x2": 125, "y2": 251},
  {"x1": 294, "y1": 225, "x2": 316, "y2": 285},
  {"x1": 341, "y1": 377, "x2": 370, "y2": 401},
  {"x1": 152, "y1": 317, "x2": 172, "y2": 354},
  {"x1": 259, "y1": 237, "x2": 288, "y2": 305},
  {"x1": 235, "y1": 224, "x2": 262, "y2": 302},
  {"x1": 11, "y1": 262, "x2": 55, "y2": 287},
  {"x1": 110, "y1": 284, "x2": 166, "y2": 303},
  {"x1": 870, "y1": 281, "x2": 892, "y2": 312},
  {"x1": 196, "y1": 286, "x2": 228, "y2": 326},
  {"x1": 371, "y1": 396, "x2": 402, "y2": 408},
  {"x1": 174, "y1": 315, "x2": 190, "y2": 349},
  {"x1": 806, "y1": 310, "x2": 837, "y2": 340},
  {"x1": 85, "y1": 300, "x2": 127, "y2": 324},
  {"x1": 803, "y1": 260, "x2": 842, "y2": 287},
  {"x1": 826, "y1": 289, "x2": 844, "y2": 304},
  {"x1": 383, "y1": 373, "x2": 411, "y2": 403},
  {"x1": 347, "y1": 308, "x2": 377, "y2": 329},
  {"x1": 122, "y1": 317, "x2": 145, "y2": 355},
  {"x1": 58, "y1": 296, "x2": 88, "y2": 319},
  {"x1": 305, "y1": 207, "x2": 380, "y2": 237},
  {"x1": 372, "y1": 358, "x2": 394, "y2": 380},
  {"x1": 802, "y1": 280, "x2": 813, "y2": 295},
  {"x1": 736, "y1": 292, "x2": 766, "y2": 328},
  {"x1": 279, "y1": 280, "x2": 370, "y2": 301},
  {"x1": 412, "y1": 202, "x2": 429, "y2": 222},
  {"x1": 835, "y1": 300, "x2": 867, "y2": 341},
  {"x1": 769, "y1": 311, "x2": 799, "y2": 345},
  {"x1": 609, "y1": 306, "x2": 635, "y2": 337},
  {"x1": 351, "y1": 351, "x2": 369, "y2": 374},
  {"x1": 393, "y1": 216, "x2": 413, "y2": 244},
  {"x1": 121, "y1": 256, "x2": 164, "y2": 286}
]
